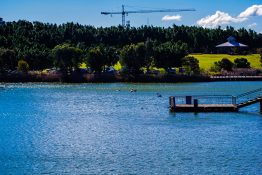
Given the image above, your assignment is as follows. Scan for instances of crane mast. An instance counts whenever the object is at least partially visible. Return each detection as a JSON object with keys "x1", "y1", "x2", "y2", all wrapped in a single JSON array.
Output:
[
  {"x1": 122, "y1": 5, "x2": 125, "y2": 27},
  {"x1": 101, "y1": 5, "x2": 196, "y2": 27}
]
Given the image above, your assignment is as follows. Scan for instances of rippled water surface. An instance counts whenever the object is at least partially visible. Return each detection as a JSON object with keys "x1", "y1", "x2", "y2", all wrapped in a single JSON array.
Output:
[{"x1": 0, "y1": 82, "x2": 262, "y2": 174}]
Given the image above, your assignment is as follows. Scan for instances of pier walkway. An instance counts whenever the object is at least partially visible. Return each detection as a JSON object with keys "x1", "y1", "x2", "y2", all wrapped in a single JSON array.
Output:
[{"x1": 169, "y1": 88, "x2": 262, "y2": 112}]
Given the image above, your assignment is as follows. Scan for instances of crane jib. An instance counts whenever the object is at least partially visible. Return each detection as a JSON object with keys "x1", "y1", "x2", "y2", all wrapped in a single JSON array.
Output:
[
  {"x1": 101, "y1": 9, "x2": 196, "y2": 15},
  {"x1": 101, "y1": 5, "x2": 196, "y2": 26}
]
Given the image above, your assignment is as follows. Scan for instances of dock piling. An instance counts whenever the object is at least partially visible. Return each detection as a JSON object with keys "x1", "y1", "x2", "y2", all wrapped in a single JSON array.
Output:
[
  {"x1": 186, "y1": 96, "x2": 192, "y2": 104},
  {"x1": 169, "y1": 96, "x2": 176, "y2": 111},
  {"x1": 194, "y1": 99, "x2": 198, "y2": 108}
]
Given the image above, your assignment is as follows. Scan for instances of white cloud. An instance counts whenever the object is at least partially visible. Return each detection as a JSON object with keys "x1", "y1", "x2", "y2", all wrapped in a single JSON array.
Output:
[
  {"x1": 238, "y1": 5, "x2": 262, "y2": 18},
  {"x1": 197, "y1": 11, "x2": 247, "y2": 28},
  {"x1": 247, "y1": 22, "x2": 257, "y2": 28},
  {"x1": 162, "y1": 15, "x2": 182, "y2": 21},
  {"x1": 197, "y1": 4, "x2": 262, "y2": 28}
]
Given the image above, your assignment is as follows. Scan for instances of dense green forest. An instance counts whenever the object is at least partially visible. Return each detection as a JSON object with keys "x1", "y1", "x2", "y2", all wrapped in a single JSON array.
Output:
[{"x1": 0, "y1": 20, "x2": 262, "y2": 74}]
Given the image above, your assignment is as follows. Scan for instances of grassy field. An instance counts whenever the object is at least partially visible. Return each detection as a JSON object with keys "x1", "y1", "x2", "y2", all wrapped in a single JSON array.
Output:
[
  {"x1": 190, "y1": 54, "x2": 261, "y2": 70},
  {"x1": 78, "y1": 54, "x2": 261, "y2": 72}
]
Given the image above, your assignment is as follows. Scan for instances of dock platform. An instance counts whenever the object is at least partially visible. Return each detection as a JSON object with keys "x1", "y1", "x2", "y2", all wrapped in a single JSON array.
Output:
[
  {"x1": 170, "y1": 104, "x2": 238, "y2": 112},
  {"x1": 169, "y1": 88, "x2": 262, "y2": 113}
]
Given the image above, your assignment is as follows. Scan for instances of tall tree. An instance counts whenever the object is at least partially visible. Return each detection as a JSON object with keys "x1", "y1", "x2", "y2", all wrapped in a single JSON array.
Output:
[
  {"x1": 86, "y1": 46, "x2": 106, "y2": 73},
  {"x1": 22, "y1": 47, "x2": 52, "y2": 70},
  {"x1": 52, "y1": 44, "x2": 83, "y2": 75},
  {"x1": 104, "y1": 46, "x2": 119, "y2": 67},
  {"x1": 144, "y1": 38, "x2": 154, "y2": 71},
  {"x1": 154, "y1": 41, "x2": 188, "y2": 71},
  {"x1": 182, "y1": 56, "x2": 200, "y2": 75},
  {"x1": 120, "y1": 43, "x2": 146, "y2": 74},
  {"x1": 0, "y1": 48, "x2": 17, "y2": 72}
]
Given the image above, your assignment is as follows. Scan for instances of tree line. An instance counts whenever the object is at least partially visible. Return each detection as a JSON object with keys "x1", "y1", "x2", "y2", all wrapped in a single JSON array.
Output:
[{"x1": 0, "y1": 20, "x2": 262, "y2": 74}]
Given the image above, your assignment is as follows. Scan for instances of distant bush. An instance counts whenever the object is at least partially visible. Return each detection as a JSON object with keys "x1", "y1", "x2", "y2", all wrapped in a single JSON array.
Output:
[
  {"x1": 214, "y1": 58, "x2": 234, "y2": 71},
  {"x1": 182, "y1": 56, "x2": 200, "y2": 75},
  {"x1": 234, "y1": 58, "x2": 250, "y2": 68},
  {"x1": 17, "y1": 60, "x2": 29, "y2": 73}
]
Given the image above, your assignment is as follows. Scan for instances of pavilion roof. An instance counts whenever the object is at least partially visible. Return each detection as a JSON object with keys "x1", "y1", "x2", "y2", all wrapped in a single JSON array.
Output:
[{"x1": 216, "y1": 36, "x2": 248, "y2": 48}]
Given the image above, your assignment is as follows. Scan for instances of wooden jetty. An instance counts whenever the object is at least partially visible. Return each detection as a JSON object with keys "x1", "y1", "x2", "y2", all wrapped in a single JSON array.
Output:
[{"x1": 169, "y1": 88, "x2": 262, "y2": 112}]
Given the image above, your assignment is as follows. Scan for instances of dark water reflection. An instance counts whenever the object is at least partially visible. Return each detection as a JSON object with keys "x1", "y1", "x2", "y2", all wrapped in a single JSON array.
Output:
[{"x1": 0, "y1": 82, "x2": 262, "y2": 174}]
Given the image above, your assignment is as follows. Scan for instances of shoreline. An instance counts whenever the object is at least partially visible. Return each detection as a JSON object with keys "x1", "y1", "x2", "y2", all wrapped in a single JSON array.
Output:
[{"x1": 1, "y1": 74, "x2": 262, "y2": 83}]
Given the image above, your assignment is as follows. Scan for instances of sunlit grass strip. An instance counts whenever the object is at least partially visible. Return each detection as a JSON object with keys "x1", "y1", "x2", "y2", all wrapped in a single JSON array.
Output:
[
  {"x1": 78, "y1": 54, "x2": 261, "y2": 72},
  {"x1": 190, "y1": 54, "x2": 261, "y2": 71}
]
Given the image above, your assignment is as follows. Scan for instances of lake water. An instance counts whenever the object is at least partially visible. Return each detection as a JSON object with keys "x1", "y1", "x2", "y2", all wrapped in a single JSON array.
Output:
[{"x1": 0, "y1": 82, "x2": 261, "y2": 174}]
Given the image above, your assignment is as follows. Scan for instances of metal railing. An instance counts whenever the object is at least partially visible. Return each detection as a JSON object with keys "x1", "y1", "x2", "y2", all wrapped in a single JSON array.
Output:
[
  {"x1": 236, "y1": 88, "x2": 262, "y2": 105},
  {"x1": 210, "y1": 76, "x2": 262, "y2": 79},
  {"x1": 173, "y1": 95, "x2": 236, "y2": 105},
  {"x1": 171, "y1": 88, "x2": 262, "y2": 106}
]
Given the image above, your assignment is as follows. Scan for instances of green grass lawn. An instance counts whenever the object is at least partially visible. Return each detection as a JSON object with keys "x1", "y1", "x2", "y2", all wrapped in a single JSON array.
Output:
[
  {"x1": 190, "y1": 54, "x2": 261, "y2": 71},
  {"x1": 79, "y1": 54, "x2": 261, "y2": 72}
]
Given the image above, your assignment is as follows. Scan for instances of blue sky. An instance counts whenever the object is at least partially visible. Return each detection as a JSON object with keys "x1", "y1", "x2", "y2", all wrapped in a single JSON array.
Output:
[{"x1": 1, "y1": 0, "x2": 262, "y2": 32}]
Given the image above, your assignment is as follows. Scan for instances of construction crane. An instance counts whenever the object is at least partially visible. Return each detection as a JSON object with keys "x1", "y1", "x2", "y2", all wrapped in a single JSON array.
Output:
[{"x1": 101, "y1": 5, "x2": 196, "y2": 27}]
